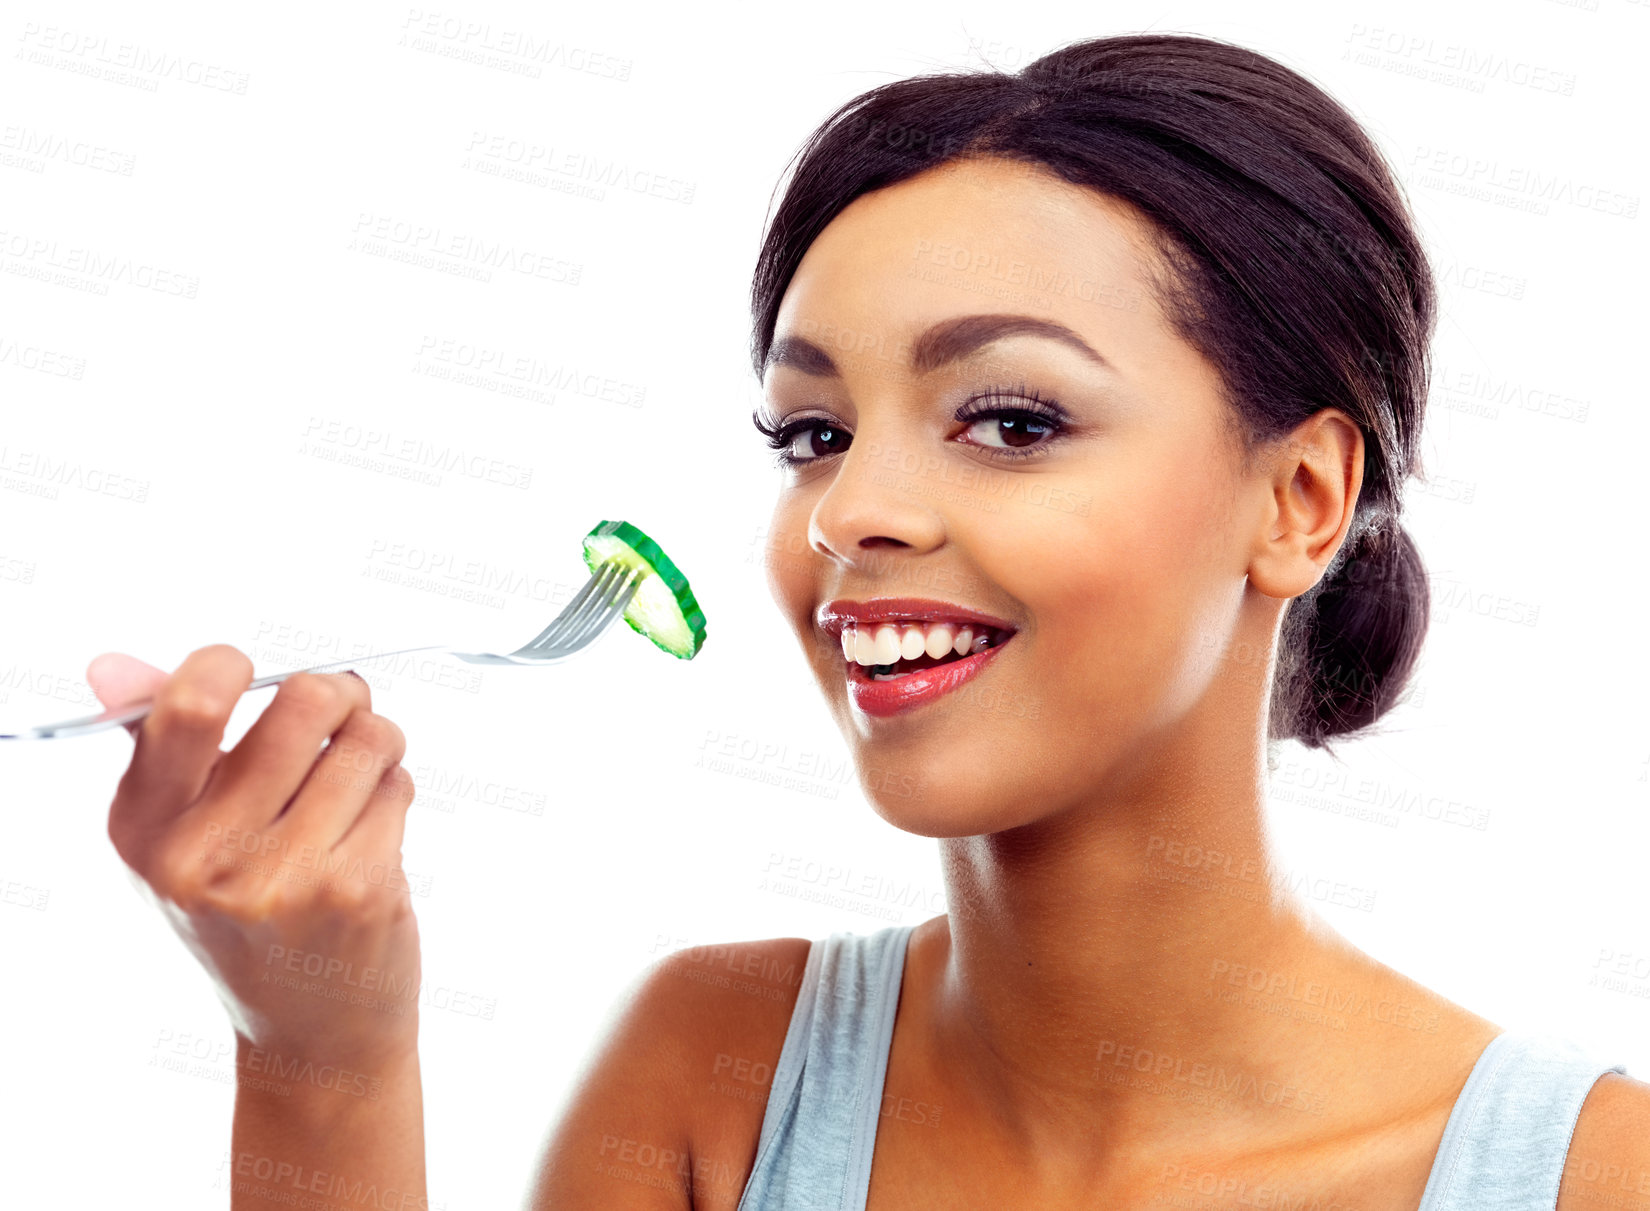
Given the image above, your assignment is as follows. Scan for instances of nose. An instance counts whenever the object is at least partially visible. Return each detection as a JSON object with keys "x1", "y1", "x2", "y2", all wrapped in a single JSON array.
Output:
[{"x1": 808, "y1": 424, "x2": 946, "y2": 567}]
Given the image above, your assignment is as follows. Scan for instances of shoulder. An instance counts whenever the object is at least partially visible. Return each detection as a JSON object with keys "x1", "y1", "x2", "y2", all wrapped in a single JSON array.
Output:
[
  {"x1": 650, "y1": 933, "x2": 817, "y2": 1131},
  {"x1": 1558, "y1": 1070, "x2": 1650, "y2": 1211},
  {"x1": 527, "y1": 934, "x2": 813, "y2": 1211}
]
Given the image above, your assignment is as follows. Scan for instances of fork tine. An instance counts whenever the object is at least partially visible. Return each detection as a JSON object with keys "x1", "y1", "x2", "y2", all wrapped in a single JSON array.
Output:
[
  {"x1": 525, "y1": 563, "x2": 641, "y2": 657},
  {"x1": 548, "y1": 566, "x2": 643, "y2": 654},
  {"x1": 527, "y1": 563, "x2": 626, "y2": 651},
  {"x1": 512, "y1": 562, "x2": 618, "y2": 653}
]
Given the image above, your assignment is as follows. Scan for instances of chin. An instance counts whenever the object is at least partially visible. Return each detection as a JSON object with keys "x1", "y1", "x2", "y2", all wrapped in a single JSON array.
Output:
[{"x1": 855, "y1": 765, "x2": 1042, "y2": 838}]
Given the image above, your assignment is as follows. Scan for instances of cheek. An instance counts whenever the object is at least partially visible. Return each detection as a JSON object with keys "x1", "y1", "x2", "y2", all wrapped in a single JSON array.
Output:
[
  {"x1": 983, "y1": 479, "x2": 1234, "y2": 701},
  {"x1": 762, "y1": 497, "x2": 817, "y2": 626}
]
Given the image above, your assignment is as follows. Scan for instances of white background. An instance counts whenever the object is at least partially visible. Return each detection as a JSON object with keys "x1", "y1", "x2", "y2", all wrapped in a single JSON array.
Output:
[{"x1": 1, "y1": 0, "x2": 1645, "y2": 1207}]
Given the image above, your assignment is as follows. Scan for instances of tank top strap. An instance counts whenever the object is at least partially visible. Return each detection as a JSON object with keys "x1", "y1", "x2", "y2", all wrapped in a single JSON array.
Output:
[
  {"x1": 1418, "y1": 1030, "x2": 1627, "y2": 1211},
  {"x1": 736, "y1": 923, "x2": 917, "y2": 1211}
]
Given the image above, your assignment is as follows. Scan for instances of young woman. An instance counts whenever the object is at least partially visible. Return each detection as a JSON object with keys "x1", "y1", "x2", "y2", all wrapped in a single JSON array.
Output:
[{"x1": 92, "y1": 32, "x2": 1646, "y2": 1211}]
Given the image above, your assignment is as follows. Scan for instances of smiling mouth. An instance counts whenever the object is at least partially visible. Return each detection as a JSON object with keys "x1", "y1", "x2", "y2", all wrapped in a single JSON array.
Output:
[{"x1": 840, "y1": 619, "x2": 1015, "y2": 681}]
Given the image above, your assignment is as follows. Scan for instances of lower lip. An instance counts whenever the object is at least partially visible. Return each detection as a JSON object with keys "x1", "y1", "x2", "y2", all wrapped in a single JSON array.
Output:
[{"x1": 844, "y1": 638, "x2": 1012, "y2": 718}]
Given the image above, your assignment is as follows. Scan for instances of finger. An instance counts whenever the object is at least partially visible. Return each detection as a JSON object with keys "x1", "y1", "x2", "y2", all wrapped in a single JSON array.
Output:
[
  {"x1": 192, "y1": 671, "x2": 372, "y2": 837},
  {"x1": 86, "y1": 652, "x2": 170, "y2": 740},
  {"x1": 331, "y1": 763, "x2": 418, "y2": 877},
  {"x1": 275, "y1": 707, "x2": 407, "y2": 849},
  {"x1": 115, "y1": 645, "x2": 254, "y2": 841}
]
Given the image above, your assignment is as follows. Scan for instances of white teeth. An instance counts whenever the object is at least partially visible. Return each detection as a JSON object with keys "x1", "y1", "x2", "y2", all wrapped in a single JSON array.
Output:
[
  {"x1": 841, "y1": 619, "x2": 998, "y2": 666},
  {"x1": 854, "y1": 627, "x2": 877, "y2": 666}
]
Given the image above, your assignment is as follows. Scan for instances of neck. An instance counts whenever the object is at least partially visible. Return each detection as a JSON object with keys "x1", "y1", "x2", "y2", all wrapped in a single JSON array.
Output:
[{"x1": 925, "y1": 732, "x2": 1352, "y2": 1161}]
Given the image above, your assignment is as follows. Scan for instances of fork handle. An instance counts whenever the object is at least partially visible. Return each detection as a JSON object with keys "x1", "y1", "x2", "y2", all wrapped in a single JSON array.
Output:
[{"x1": 7, "y1": 645, "x2": 455, "y2": 741}]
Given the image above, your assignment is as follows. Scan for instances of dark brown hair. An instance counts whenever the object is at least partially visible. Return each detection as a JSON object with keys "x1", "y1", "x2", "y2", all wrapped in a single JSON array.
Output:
[{"x1": 749, "y1": 32, "x2": 1434, "y2": 755}]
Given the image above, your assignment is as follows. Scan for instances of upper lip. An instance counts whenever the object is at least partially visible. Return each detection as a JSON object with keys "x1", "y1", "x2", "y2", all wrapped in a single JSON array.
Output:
[{"x1": 815, "y1": 596, "x2": 1019, "y2": 640}]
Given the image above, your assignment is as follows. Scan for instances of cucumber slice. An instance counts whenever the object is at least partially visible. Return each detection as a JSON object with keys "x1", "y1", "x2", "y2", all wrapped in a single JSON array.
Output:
[{"x1": 581, "y1": 520, "x2": 707, "y2": 660}]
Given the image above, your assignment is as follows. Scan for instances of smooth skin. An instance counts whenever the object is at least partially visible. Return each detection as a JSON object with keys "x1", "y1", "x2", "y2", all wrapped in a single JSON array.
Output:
[
  {"x1": 536, "y1": 155, "x2": 1650, "y2": 1208},
  {"x1": 91, "y1": 650, "x2": 427, "y2": 1208},
  {"x1": 99, "y1": 154, "x2": 1648, "y2": 1209}
]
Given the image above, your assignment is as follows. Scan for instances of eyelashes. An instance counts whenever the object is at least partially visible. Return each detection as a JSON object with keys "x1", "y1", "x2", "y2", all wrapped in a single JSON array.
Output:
[
  {"x1": 752, "y1": 384, "x2": 1070, "y2": 470},
  {"x1": 750, "y1": 408, "x2": 851, "y2": 469}
]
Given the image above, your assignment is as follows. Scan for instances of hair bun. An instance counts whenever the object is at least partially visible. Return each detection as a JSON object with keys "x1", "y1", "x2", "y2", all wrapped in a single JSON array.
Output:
[{"x1": 1290, "y1": 518, "x2": 1429, "y2": 750}]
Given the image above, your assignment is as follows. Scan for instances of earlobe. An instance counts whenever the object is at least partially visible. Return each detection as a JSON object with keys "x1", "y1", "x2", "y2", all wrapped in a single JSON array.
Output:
[{"x1": 1248, "y1": 410, "x2": 1365, "y2": 600}]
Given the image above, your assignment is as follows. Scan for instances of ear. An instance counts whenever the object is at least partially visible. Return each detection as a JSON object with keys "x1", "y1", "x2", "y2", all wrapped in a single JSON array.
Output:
[{"x1": 1247, "y1": 409, "x2": 1364, "y2": 600}]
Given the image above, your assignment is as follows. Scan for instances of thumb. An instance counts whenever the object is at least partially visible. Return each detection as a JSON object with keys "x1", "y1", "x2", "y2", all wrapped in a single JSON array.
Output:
[{"x1": 86, "y1": 653, "x2": 170, "y2": 737}]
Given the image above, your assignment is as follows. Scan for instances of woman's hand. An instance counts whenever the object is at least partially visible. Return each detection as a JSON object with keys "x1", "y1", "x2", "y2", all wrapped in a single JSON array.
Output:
[{"x1": 90, "y1": 644, "x2": 423, "y2": 1072}]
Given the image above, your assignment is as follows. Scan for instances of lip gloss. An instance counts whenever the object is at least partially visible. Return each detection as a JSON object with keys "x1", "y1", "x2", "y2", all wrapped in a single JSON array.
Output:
[{"x1": 845, "y1": 639, "x2": 1011, "y2": 717}]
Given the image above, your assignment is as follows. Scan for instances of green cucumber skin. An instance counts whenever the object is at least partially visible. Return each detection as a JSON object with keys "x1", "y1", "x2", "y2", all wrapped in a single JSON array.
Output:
[{"x1": 581, "y1": 520, "x2": 707, "y2": 660}]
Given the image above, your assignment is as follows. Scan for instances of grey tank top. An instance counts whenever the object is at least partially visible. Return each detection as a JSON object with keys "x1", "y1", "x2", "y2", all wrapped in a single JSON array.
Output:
[{"x1": 735, "y1": 922, "x2": 1627, "y2": 1211}]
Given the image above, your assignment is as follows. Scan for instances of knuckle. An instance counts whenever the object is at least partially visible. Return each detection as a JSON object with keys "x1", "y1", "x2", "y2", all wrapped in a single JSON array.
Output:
[
  {"x1": 277, "y1": 672, "x2": 345, "y2": 716},
  {"x1": 151, "y1": 839, "x2": 210, "y2": 907},
  {"x1": 199, "y1": 874, "x2": 285, "y2": 925},
  {"x1": 348, "y1": 711, "x2": 406, "y2": 763},
  {"x1": 152, "y1": 680, "x2": 231, "y2": 731},
  {"x1": 198, "y1": 643, "x2": 255, "y2": 680},
  {"x1": 315, "y1": 874, "x2": 370, "y2": 916}
]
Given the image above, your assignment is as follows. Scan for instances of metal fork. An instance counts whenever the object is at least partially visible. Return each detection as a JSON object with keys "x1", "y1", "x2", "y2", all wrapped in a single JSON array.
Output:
[{"x1": 1, "y1": 560, "x2": 645, "y2": 742}]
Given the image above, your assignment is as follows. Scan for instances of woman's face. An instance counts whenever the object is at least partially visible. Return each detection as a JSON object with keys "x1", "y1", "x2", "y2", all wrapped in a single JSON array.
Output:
[{"x1": 760, "y1": 155, "x2": 1293, "y2": 837}]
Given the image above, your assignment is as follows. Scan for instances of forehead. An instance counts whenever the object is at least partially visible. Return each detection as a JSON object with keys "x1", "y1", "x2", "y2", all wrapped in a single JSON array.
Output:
[{"x1": 771, "y1": 156, "x2": 1168, "y2": 383}]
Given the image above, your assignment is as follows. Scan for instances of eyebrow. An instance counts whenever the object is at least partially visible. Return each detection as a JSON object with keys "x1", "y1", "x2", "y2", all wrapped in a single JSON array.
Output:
[{"x1": 764, "y1": 313, "x2": 1111, "y2": 380}]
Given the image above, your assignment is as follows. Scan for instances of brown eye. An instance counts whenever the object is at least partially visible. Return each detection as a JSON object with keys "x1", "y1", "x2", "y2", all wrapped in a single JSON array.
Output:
[
  {"x1": 957, "y1": 409, "x2": 1064, "y2": 460},
  {"x1": 792, "y1": 424, "x2": 851, "y2": 461},
  {"x1": 965, "y1": 413, "x2": 1055, "y2": 450},
  {"x1": 766, "y1": 418, "x2": 852, "y2": 468},
  {"x1": 953, "y1": 386, "x2": 1069, "y2": 461}
]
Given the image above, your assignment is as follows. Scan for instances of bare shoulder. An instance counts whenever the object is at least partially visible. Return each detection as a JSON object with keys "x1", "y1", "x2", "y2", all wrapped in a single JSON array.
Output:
[
  {"x1": 1558, "y1": 1071, "x2": 1650, "y2": 1211},
  {"x1": 660, "y1": 937, "x2": 816, "y2": 1208},
  {"x1": 526, "y1": 935, "x2": 814, "y2": 1211}
]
